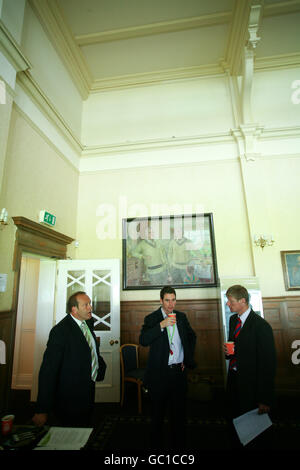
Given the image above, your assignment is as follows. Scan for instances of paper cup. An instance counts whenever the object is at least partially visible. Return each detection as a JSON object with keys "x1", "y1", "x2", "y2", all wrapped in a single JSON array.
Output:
[
  {"x1": 1, "y1": 414, "x2": 14, "y2": 435},
  {"x1": 168, "y1": 313, "x2": 176, "y2": 323},
  {"x1": 225, "y1": 342, "x2": 234, "y2": 355}
]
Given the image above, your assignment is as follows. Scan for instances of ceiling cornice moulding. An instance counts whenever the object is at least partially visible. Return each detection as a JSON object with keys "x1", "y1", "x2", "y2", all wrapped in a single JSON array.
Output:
[
  {"x1": 17, "y1": 70, "x2": 83, "y2": 154},
  {"x1": 224, "y1": 0, "x2": 251, "y2": 76},
  {"x1": 75, "y1": 11, "x2": 232, "y2": 46},
  {"x1": 90, "y1": 63, "x2": 225, "y2": 92},
  {"x1": 255, "y1": 52, "x2": 300, "y2": 71},
  {"x1": 27, "y1": 0, "x2": 300, "y2": 95},
  {"x1": 29, "y1": 0, "x2": 91, "y2": 99},
  {"x1": 81, "y1": 131, "x2": 234, "y2": 158},
  {"x1": 263, "y1": 0, "x2": 300, "y2": 17},
  {"x1": 0, "y1": 19, "x2": 31, "y2": 72}
]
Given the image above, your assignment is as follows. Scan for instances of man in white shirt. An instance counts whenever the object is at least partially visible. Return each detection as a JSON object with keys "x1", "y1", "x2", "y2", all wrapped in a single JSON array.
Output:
[{"x1": 140, "y1": 286, "x2": 196, "y2": 449}]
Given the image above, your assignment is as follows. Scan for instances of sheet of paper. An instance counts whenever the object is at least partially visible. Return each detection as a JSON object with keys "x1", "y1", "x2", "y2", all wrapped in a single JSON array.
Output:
[
  {"x1": 34, "y1": 426, "x2": 93, "y2": 450},
  {"x1": 233, "y1": 408, "x2": 272, "y2": 446}
]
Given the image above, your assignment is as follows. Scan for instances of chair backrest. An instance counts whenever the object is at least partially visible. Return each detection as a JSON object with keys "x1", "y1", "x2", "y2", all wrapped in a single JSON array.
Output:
[{"x1": 120, "y1": 344, "x2": 139, "y2": 374}]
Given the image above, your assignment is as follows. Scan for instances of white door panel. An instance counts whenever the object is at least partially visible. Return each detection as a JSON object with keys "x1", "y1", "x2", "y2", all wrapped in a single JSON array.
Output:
[{"x1": 56, "y1": 259, "x2": 120, "y2": 402}]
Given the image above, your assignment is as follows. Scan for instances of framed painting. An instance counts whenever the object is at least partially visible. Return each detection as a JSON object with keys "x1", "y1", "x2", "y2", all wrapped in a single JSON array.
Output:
[
  {"x1": 281, "y1": 250, "x2": 300, "y2": 290},
  {"x1": 122, "y1": 213, "x2": 218, "y2": 290}
]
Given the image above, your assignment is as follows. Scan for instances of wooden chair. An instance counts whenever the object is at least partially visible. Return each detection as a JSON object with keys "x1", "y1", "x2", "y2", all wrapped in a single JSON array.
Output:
[{"x1": 120, "y1": 344, "x2": 145, "y2": 414}]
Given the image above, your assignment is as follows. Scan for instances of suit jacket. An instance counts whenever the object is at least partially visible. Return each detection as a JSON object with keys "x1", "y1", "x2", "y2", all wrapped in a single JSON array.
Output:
[
  {"x1": 36, "y1": 314, "x2": 106, "y2": 417},
  {"x1": 139, "y1": 308, "x2": 196, "y2": 394},
  {"x1": 227, "y1": 310, "x2": 276, "y2": 413}
]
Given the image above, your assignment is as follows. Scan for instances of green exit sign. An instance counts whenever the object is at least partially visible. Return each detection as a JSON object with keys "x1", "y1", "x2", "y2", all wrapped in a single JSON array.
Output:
[{"x1": 39, "y1": 210, "x2": 56, "y2": 227}]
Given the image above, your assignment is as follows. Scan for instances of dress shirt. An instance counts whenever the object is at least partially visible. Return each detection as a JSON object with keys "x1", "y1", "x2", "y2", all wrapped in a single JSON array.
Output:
[
  {"x1": 230, "y1": 306, "x2": 251, "y2": 371},
  {"x1": 161, "y1": 308, "x2": 184, "y2": 365},
  {"x1": 238, "y1": 306, "x2": 251, "y2": 326}
]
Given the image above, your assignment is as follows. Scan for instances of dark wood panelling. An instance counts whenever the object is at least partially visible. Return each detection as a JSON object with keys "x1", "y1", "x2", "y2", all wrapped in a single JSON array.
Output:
[
  {"x1": 263, "y1": 296, "x2": 300, "y2": 392},
  {"x1": 121, "y1": 299, "x2": 224, "y2": 386},
  {"x1": 1, "y1": 296, "x2": 299, "y2": 413},
  {"x1": 121, "y1": 296, "x2": 300, "y2": 393},
  {"x1": 0, "y1": 311, "x2": 14, "y2": 414}
]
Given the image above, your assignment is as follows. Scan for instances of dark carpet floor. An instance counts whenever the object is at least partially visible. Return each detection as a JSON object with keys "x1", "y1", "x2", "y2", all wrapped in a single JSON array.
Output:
[{"x1": 5, "y1": 386, "x2": 300, "y2": 453}]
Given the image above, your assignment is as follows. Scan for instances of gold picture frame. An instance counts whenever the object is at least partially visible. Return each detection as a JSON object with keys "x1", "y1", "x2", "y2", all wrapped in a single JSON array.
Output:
[
  {"x1": 281, "y1": 250, "x2": 300, "y2": 291},
  {"x1": 122, "y1": 213, "x2": 218, "y2": 290}
]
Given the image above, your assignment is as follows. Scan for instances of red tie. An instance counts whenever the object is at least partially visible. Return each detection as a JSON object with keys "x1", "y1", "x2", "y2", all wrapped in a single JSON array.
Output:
[{"x1": 229, "y1": 317, "x2": 242, "y2": 370}]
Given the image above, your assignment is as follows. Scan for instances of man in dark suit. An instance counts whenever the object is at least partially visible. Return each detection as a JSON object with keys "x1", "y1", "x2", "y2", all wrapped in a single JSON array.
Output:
[
  {"x1": 224, "y1": 285, "x2": 276, "y2": 421},
  {"x1": 140, "y1": 286, "x2": 196, "y2": 449},
  {"x1": 32, "y1": 291, "x2": 106, "y2": 427}
]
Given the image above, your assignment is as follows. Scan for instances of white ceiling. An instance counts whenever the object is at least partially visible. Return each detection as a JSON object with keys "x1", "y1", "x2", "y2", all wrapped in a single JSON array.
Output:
[{"x1": 29, "y1": 0, "x2": 300, "y2": 96}]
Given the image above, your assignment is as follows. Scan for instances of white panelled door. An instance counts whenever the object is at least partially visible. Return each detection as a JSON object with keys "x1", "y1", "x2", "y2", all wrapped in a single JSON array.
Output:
[{"x1": 56, "y1": 259, "x2": 120, "y2": 402}]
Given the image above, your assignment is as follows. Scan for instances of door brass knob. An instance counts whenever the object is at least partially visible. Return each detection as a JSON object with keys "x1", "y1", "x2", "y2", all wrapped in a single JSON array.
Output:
[{"x1": 109, "y1": 339, "x2": 119, "y2": 345}]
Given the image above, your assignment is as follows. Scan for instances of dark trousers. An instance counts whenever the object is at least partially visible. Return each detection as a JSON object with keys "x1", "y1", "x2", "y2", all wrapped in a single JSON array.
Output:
[
  {"x1": 54, "y1": 381, "x2": 96, "y2": 427},
  {"x1": 149, "y1": 366, "x2": 187, "y2": 450},
  {"x1": 226, "y1": 369, "x2": 241, "y2": 420},
  {"x1": 225, "y1": 371, "x2": 273, "y2": 450},
  {"x1": 225, "y1": 370, "x2": 244, "y2": 449}
]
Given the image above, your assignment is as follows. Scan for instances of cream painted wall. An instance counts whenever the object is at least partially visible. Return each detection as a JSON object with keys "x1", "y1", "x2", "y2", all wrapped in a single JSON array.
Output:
[
  {"x1": 0, "y1": 50, "x2": 16, "y2": 90},
  {"x1": 0, "y1": 0, "x2": 26, "y2": 45},
  {"x1": 0, "y1": 106, "x2": 79, "y2": 311},
  {"x1": 76, "y1": 148, "x2": 300, "y2": 301},
  {"x1": 79, "y1": 63, "x2": 300, "y2": 301},
  {"x1": 75, "y1": 158, "x2": 253, "y2": 301},
  {"x1": 82, "y1": 76, "x2": 235, "y2": 146},
  {"x1": 0, "y1": 83, "x2": 13, "y2": 194},
  {"x1": 244, "y1": 155, "x2": 300, "y2": 296},
  {"x1": 20, "y1": 2, "x2": 83, "y2": 139},
  {"x1": 252, "y1": 68, "x2": 300, "y2": 128},
  {"x1": 0, "y1": 50, "x2": 17, "y2": 194}
]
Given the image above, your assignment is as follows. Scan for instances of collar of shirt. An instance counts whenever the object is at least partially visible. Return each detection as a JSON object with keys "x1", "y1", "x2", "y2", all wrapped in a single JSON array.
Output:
[
  {"x1": 238, "y1": 306, "x2": 251, "y2": 326},
  {"x1": 70, "y1": 313, "x2": 83, "y2": 327}
]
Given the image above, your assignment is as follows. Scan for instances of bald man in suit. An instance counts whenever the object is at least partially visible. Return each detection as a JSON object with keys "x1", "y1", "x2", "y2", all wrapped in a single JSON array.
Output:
[{"x1": 32, "y1": 291, "x2": 106, "y2": 427}]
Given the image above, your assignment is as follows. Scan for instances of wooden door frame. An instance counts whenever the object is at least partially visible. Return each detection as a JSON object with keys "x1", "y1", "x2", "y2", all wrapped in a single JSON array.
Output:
[{"x1": 2, "y1": 217, "x2": 73, "y2": 410}]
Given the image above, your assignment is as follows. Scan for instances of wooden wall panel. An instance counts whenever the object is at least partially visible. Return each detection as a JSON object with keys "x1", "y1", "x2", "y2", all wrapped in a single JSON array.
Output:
[
  {"x1": 121, "y1": 296, "x2": 300, "y2": 393},
  {"x1": 121, "y1": 299, "x2": 224, "y2": 385},
  {"x1": 1, "y1": 295, "x2": 299, "y2": 413},
  {"x1": 0, "y1": 311, "x2": 14, "y2": 414},
  {"x1": 263, "y1": 296, "x2": 300, "y2": 392}
]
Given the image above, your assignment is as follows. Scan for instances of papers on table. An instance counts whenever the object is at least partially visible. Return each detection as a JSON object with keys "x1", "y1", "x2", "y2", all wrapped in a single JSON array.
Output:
[
  {"x1": 34, "y1": 426, "x2": 93, "y2": 450},
  {"x1": 233, "y1": 408, "x2": 272, "y2": 446}
]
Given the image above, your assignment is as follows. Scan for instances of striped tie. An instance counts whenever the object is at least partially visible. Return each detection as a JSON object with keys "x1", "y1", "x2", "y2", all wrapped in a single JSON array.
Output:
[
  {"x1": 229, "y1": 317, "x2": 242, "y2": 371},
  {"x1": 81, "y1": 321, "x2": 98, "y2": 381}
]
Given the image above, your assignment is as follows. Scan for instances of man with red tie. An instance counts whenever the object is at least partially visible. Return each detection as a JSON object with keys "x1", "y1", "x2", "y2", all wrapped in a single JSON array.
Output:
[{"x1": 223, "y1": 285, "x2": 276, "y2": 421}]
